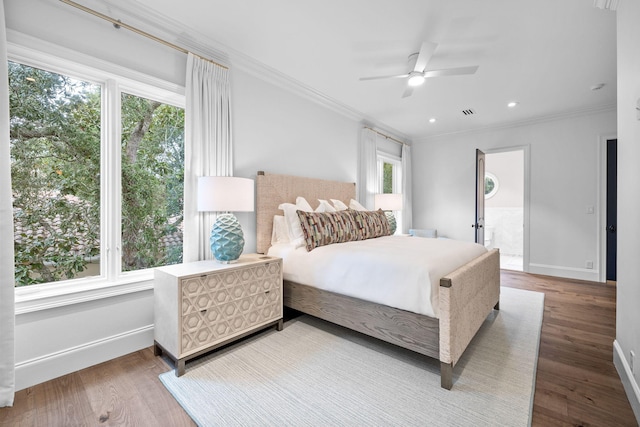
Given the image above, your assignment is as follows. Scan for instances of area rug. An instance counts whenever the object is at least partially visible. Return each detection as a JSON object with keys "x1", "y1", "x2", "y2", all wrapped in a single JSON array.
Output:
[{"x1": 159, "y1": 286, "x2": 544, "y2": 427}]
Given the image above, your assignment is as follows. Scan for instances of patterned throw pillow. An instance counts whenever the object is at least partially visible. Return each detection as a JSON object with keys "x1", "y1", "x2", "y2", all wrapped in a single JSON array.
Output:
[
  {"x1": 350, "y1": 209, "x2": 391, "y2": 240},
  {"x1": 296, "y1": 209, "x2": 391, "y2": 251},
  {"x1": 296, "y1": 210, "x2": 358, "y2": 251}
]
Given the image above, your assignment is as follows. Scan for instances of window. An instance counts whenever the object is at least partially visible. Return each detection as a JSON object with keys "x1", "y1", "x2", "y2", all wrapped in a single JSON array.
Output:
[
  {"x1": 120, "y1": 93, "x2": 184, "y2": 273},
  {"x1": 485, "y1": 172, "x2": 499, "y2": 199},
  {"x1": 377, "y1": 155, "x2": 402, "y2": 195},
  {"x1": 377, "y1": 153, "x2": 402, "y2": 232},
  {"x1": 9, "y1": 57, "x2": 184, "y2": 288}
]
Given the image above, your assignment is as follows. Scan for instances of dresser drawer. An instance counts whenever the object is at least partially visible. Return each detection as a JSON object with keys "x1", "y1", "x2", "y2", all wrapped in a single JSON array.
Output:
[{"x1": 180, "y1": 261, "x2": 282, "y2": 354}]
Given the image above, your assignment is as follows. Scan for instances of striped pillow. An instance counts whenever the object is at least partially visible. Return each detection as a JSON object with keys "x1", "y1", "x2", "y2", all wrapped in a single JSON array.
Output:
[
  {"x1": 296, "y1": 209, "x2": 390, "y2": 251},
  {"x1": 350, "y1": 209, "x2": 392, "y2": 240}
]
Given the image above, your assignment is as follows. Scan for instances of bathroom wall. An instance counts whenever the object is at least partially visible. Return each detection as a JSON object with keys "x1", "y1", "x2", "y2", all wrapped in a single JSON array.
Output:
[{"x1": 485, "y1": 150, "x2": 524, "y2": 256}]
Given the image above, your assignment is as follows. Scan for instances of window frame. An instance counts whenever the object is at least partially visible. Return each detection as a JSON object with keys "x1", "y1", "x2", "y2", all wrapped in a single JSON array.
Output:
[
  {"x1": 376, "y1": 152, "x2": 403, "y2": 233},
  {"x1": 8, "y1": 41, "x2": 185, "y2": 314},
  {"x1": 377, "y1": 152, "x2": 402, "y2": 195}
]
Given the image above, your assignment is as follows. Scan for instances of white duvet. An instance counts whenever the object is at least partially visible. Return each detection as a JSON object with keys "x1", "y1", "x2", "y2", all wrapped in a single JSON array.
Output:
[{"x1": 267, "y1": 235, "x2": 487, "y2": 318}]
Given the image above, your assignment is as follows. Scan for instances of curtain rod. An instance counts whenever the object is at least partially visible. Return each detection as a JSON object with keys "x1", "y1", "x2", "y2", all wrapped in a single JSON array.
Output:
[
  {"x1": 59, "y1": 0, "x2": 229, "y2": 70},
  {"x1": 364, "y1": 126, "x2": 407, "y2": 146}
]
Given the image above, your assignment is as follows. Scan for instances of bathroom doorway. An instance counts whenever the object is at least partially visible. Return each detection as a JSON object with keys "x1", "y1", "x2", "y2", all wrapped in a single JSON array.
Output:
[{"x1": 484, "y1": 149, "x2": 525, "y2": 271}]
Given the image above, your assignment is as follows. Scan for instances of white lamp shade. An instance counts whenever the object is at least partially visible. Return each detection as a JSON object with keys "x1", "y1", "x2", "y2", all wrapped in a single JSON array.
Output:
[
  {"x1": 374, "y1": 193, "x2": 403, "y2": 211},
  {"x1": 197, "y1": 176, "x2": 255, "y2": 212}
]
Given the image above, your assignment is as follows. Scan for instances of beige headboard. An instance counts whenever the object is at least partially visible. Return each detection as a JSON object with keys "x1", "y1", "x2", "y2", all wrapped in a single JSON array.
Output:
[{"x1": 256, "y1": 171, "x2": 356, "y2": 254}]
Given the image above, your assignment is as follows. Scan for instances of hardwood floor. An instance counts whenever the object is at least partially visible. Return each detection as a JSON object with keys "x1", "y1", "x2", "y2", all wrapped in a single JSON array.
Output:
[
  {"x1": 503, "y1": 270, "x2": 637, "y2": 426},
  {"x1": 0, "y1": 270, "x2": 637, "y2": 426}
]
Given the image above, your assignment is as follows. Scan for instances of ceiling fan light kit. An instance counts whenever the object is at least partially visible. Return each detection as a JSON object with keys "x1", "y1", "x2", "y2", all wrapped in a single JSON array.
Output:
[
  {"x1": 360, "y1": 41, "x2": 479, "y2": 98},
  {"x1": 407, "y1": 73, "x2": 425, "y2": 87}
]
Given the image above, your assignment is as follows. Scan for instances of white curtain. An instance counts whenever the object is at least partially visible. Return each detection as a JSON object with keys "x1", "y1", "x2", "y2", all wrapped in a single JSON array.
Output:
[
  {"x1": 358, "y1": 128, "x2": 379, "y2": 210},
  {"x1": 0, "y1": 0, "x2": 16, "y2": 407},
  {"x1": 183, "y1": 53, "x2": 233, "y2": 262},
  {"x1": 401, "y1": 143, "x2": 413, "y2": 233}
]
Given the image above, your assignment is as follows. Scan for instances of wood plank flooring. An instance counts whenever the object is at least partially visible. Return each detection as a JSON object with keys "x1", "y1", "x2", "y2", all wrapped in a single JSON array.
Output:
[{"x1": 0, "y1": 270, "x2": 637, "y2": 426}]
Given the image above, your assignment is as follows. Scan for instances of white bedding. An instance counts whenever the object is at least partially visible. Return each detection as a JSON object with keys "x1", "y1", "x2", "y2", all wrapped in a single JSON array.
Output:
[{"x1": 267, "y1": 235, "x2": 487, "y2": 318}]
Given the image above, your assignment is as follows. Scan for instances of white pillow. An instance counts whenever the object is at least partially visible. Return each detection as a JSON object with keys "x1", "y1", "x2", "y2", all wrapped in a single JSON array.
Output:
[
  {"x1": 331, "y1": 199, "x2": 349, "y2": 211},
  {"x1": 278, "y1": 200, "x2": 313, "y2": 248},
  {"x1": 349, "y1": 199, "x2": 367, "y2": 211},
  {"x1": 295, "y1": 196, "x2": 313, "y2": 212},
  {"x1": 316, "y1": 199, "x2": 337, "y2": 212},
  {"x1": 271, "y1": 215, "x2": 291, "y2": 245}
]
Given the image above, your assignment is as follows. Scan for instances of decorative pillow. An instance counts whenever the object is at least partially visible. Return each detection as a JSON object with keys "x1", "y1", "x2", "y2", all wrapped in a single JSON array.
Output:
[
  {"x1": 349, "y1": 199, "x2": 367, "y2": 211},
  {"x1": 296, "y1": 210, "x2": 358, "y2": 251},
  {"x1": 350, "y1": 209, "x2": 392, "y2": 240},
  {"x1": 296, "y1": 209, "x2": 391, "y2": 251},
  {"x1": 331, "y1": 199, "x2": 349, "y2": 211},
  {"x1": 270, "y1": 215, "x2": 291, "y2": 245},
  {"x1": 316, "y1": 199, "x2": 337, "y2": 213}
]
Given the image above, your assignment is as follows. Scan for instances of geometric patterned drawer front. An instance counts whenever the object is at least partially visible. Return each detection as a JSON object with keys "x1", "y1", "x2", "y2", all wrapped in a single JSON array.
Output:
[{"x1": 181, "y1": 262, "x2": 282, "y2": 354}]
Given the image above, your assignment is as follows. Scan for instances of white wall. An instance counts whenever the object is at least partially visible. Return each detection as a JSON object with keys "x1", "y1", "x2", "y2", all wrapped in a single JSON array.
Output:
[
  {"x1": 5, "y1": 0, "x2": 359, "y2": 390},
  {"x1": 232, "y1": 70, "x2": 358, "y2": 253},
  {"x1": 412, "y1": 110, "x2": 616, "y2": 281},
  {"x1": 615, "y1": 1, "x2": 640, "y2": 421}
]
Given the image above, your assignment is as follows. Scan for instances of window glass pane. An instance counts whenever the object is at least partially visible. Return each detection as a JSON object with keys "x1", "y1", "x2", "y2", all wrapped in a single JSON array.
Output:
[
  {"x1": 9, "y1": 61, "x2": 101, "y2": 287},
  {"x1": 383, "y1": 162, "x2": 393, "y2": 193},
  {"x1": 121, "y1": 93, "x2": 184, "y2": 272}
]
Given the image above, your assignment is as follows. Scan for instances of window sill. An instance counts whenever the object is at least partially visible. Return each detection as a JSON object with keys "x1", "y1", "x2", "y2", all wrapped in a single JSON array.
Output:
[{"x1": 15, "y1": 271, "x2": 155, "y2": 315}]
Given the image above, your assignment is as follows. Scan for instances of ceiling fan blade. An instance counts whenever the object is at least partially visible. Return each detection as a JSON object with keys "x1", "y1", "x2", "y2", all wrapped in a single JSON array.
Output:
[
  {"x1": 401, "y1": 86, "x2": 414, "y2": 98},
  {"x1": 413, "y1": 41, "x2": 438, "y2": 72},
  {"x1": 424, "y1": 65, "x2": 479, "y2": 78},
  {"x1": 359, "y1": 73, "x2": 410, "y2": 81}
]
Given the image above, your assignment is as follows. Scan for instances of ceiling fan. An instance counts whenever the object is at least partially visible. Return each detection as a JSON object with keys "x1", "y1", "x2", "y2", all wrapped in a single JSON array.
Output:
[{"x1": 359, "y1": 41, "x2": 479, "y2": 98}]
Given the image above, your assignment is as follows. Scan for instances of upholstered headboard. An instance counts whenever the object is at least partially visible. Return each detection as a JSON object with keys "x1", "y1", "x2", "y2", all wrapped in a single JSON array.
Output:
[{"x1": 256, "y1": 171, "x2": 356, "y2": 254}]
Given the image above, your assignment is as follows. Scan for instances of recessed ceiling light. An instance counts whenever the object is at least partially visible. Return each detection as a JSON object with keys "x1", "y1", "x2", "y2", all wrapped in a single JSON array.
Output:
[
  {"x1": 507, "y1": 101, "x2": 519, "y2": 108},
  {"x1": 429, "y1": 118, "x2": 436, "y2": 123}
]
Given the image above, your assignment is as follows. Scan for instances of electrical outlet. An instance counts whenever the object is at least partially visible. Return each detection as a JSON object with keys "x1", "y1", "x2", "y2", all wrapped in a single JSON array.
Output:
[
  {"x1": 586, "y1": 261, "x2": 594, "y2": 269},
  {"x1": 631, "y1": 351, "x2": 635, "y2": 373}
]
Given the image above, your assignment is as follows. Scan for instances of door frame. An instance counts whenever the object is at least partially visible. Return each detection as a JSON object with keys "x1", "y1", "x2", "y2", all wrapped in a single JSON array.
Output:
[
  {"x1": 483, "y1": 145, "x2": 530, "y2": 273},
  {"x1": 475, "y1": 149, "x2": 485, "y2": 245},
  {"x1": 599, "y1": 134, "x2": 617, "y2": 283}
]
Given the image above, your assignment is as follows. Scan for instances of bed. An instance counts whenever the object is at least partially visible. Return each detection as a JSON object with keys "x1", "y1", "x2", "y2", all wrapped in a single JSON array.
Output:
[{"x1": 255, "y1": 171, "x2": 500, "y2": 389}]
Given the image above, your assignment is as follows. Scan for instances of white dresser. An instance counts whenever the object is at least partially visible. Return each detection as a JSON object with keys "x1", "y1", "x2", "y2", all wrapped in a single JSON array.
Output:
[{"x1": 153, "y1": 254, "x2": 283, "y2": 375}]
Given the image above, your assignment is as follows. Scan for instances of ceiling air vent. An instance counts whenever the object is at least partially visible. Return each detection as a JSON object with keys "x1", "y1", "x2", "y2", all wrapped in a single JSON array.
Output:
[{"x1": 462, "y1": 109, "x2": 475, "y2": 116}]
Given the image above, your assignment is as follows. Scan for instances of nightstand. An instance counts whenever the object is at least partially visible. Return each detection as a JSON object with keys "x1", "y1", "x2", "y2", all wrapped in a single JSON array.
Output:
[{"x1": 153, "y1": 254, "x2": 283, "y2": 376}]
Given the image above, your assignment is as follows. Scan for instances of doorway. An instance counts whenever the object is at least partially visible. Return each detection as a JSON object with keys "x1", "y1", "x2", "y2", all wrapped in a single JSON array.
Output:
[{"x1": 484, "y1": 149, "x2": 525, "y2": 271}]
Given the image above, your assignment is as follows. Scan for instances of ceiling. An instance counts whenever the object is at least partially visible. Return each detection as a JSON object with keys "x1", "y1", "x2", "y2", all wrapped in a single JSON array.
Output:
[{"x1": 111, "y1": 0, "x2": 617, "y2": 141}]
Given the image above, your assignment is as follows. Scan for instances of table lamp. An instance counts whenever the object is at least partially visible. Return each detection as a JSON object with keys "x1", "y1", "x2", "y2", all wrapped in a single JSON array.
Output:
[
  {"x1": 197, "y1": 176, "x2": 254, "y2": 263},
  {"x1": 374, "y1": 193, "x2": 403, "y2": 234}
]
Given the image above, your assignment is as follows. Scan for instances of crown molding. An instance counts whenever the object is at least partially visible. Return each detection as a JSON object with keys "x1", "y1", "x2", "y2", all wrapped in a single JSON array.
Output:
[
  {"x1": 412, "y1": 103, "x2": 617, "y2": 144},
  {"x1": 85, "y1": 0, "x2": 411, "y2": 143}
]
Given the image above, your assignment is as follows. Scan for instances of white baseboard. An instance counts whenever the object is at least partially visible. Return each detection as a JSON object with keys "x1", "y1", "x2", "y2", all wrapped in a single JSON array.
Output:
[
  {"x1": 614, "y1": 340, "x2": 640, "y2": 424},
  {"x1": 528, "y1": 263, "x2": 600, "y2": 282},
  {"x1": 15, "y1": 325, "x2": 154, "y2": 391}
]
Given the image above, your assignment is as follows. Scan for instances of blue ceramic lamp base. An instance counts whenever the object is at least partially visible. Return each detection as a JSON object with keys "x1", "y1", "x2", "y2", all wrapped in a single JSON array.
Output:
[
  {"x1": 385, "y1": 211, "x2": 397, "y2": 235},
  {"x1": 210, "y1": 213, "x2": 245, "y2": 263}
]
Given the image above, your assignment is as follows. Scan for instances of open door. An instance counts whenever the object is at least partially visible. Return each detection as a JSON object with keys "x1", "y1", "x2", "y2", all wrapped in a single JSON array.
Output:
[
  {"x1": 474, "y1": 149, "x2": 485, "y2": 244},
  {"x1": 606, "y1": 139, "x2": 617, "y2": 281}
]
